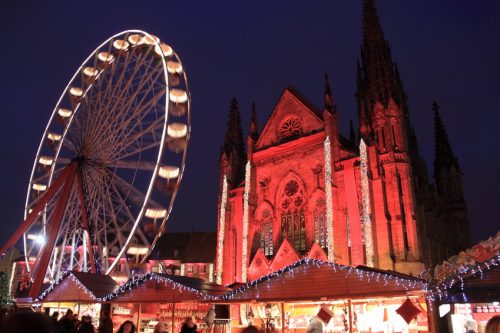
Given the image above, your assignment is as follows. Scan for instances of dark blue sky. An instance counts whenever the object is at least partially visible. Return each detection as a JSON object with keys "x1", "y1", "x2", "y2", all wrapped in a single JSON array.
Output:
[{"x1": 0, "y1": 1, "x2": 499, "y2": 247}]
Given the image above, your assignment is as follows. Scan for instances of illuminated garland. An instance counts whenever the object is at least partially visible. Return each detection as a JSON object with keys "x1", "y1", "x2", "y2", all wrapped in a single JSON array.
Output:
[
  {"x1": 221, "y1": 257, "x2": 427, "y2": 300},
  {"x1": 359, "y1": 139, "x2": 374, "y2": 266},
  {"x1": 102, "y1": 273, "x2": 217, "y2": 302},
  {"x1": 216, "y1": 175, "x2": 228, "y2": 284},
  {"x1": 35, "y1": 271, "x2": 101, "y2": 303},
  {"x1": 241, "y1": 161, "x2": 251, "y2": 282},
  {"x1": 208, "y1": 263, "x2": 214, "y2": 283},
  {"x1": 323, "y1": 136, "x2": 335, "y2": 261},
  {"x1": 426, "y1": 254, "x2": 500, "y2": 303}
]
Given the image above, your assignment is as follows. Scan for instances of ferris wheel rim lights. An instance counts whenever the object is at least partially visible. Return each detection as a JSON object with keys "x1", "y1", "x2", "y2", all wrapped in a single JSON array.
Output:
[{"x1": 21, "y1": 30, "x2": 191, "y2": 284}]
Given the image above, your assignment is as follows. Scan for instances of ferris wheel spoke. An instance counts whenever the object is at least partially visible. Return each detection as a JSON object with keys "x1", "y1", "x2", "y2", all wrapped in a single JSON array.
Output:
[
  {"x1": 88, "y1": 66, "x2": 165, "y2": 158},
  {"x1": 113, "y1": 160, "x2": 156, "y2": 171},
  {"x1": 109, "y1": 181, "x2": 150, "y2": 246},
  {"x1": 111, "y1": 172, "x2": 163, "y2": 210},
  {"x1": 108, "y1": 115, "x2": 165, "y2": 161},
  {"x1": 87, "y1": 52, "x2": 155, "y2": 143}
]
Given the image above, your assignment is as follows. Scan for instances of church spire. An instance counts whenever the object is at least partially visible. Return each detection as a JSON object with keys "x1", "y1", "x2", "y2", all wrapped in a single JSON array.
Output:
[
  {"x1": 249, "y1": 102, "x2": 259, "y2": 142},
  {"x1": 221, "y1": 97, "x2": 246, "y2": 187},
  {"x1": 357, "y1": 0, "x2": 404, "y2": 109},
  {"x1": 324, "y1": 73, "x2": 336, "y2": 113},
  {"x1": 433, "y1": 101, "x2": 459, "y2": 170}
]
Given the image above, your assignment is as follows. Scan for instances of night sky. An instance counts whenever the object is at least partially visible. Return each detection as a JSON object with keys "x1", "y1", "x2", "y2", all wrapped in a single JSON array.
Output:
[{"x1": 0, "y1": 1, "x2": 499, "y2": 249}]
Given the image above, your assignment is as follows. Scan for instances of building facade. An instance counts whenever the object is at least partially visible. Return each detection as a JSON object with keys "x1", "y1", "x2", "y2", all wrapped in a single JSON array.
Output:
[{"x1": 215, "y1": 0, "x2": 470, "y2": 285}]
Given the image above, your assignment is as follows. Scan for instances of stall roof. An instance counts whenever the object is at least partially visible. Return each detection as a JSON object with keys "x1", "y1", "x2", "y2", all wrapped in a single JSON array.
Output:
[
  {"x1": 219, "y1": 258, "x2": 426, "y2": 303},
  {"x1": 442, "y1": 265, "x2": 500, "y2": 304},
  {"x1": 104, "y1": 273, "x2": 231, "y2": 303},
  {"x1": 36, "y1": 271, "x2": 119, "y2": 303}
]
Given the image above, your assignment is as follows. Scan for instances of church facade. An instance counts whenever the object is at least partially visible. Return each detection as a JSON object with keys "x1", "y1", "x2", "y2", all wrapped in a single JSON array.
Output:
[{"x1": 215, "y1": 0, "x2": 470, "y2": 285}]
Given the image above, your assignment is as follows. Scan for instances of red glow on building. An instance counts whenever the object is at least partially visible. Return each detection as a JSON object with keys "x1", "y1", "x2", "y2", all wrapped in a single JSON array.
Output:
[{"x1": 215, "y1": 0, "x2": 470, "y2": 285}]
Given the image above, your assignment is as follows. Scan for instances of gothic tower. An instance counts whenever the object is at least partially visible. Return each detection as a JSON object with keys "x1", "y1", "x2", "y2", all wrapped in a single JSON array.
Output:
[
  {"x1": 433, "y1": 102, "x2": 470, "y2": 254},
  {"x1": 219, "y1": 97, "x2": 246, "y2": 189},
  {"x1": 355, "y1": 0, "x2": 424, "y2": 273}
]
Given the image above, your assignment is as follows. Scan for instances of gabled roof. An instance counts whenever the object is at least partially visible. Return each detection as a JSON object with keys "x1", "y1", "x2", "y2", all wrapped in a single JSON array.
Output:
[
  {"x1": 36, "y1": 271, "x2": 119, "y2": 302},
  {"x1": 221, "y1": 258, "x2": 426, "y2": 302},
  {"x1": 150, "y1": 231, "x2": 216, "y2": 263},
  {"x1": 105, "y1": 273, "x2": 231, "y2": 303},
  {"x1": 256, "y1": 87, "x2": 324, "y2": 149}
]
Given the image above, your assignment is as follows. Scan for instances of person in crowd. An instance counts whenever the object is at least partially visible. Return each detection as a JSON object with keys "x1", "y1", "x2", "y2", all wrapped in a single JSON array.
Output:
[
  {"x1": 50, "y1": 312, "x2": 59, "y2": 326},
  {"x1": 1, "y1": 311, "x2": 52, "y2": 333},
  {"x1": 153, "y1": 322, "x2": 163, "y2": 333},
  {"x1": 486, "y1": 316, "x2": 500, "y2": 333},
  {"x1": 180, "y1": 317, "x2": 197, "y2": 333},
  {"x1": 241, "y1": 325, "x2": 259, "y2": 333},
  {"x1": 98, "y1": 311, "x2": 113, "y2": 333},
  {"x1": 59, "y1": 309, "x2": 76, "y2": 333},
  {"x1": 77, "y1": 315, "x2": 95, "y2": 333},
  {"x1": 50, "y1": 312, "x2": 65, "y2": 333},
  {"x1": 73, "y1": 313, "x2": 80, "y2": 331},
  {"x1": 117, "y1": 320, "x2": 136, "y2": 333}
]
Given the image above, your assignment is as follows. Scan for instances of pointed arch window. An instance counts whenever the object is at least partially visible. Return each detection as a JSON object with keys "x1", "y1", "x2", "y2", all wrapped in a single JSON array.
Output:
[
  {"x1": 260, "y1": 209, "x2": 273, "y2": 256},
  {"x1": 314, "y1": 197, "x2": 327, "y2": 248},
  {"x1": 280, "y1": 180, "x2": 306, "y2": 252}
]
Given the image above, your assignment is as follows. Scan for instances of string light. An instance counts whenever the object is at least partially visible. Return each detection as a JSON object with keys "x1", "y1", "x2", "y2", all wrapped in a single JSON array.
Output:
[
  {"x1": 221, "y1": 257, "x2": 427, "y2": 300},
  {"x1": 102, "y1": 273, "x2": 218, "y2": 302},
  {"x1": 35, "y1": 271, "x2": 103, "y2": 303},
  {"x1": 323, "y1": 136, "x2": 335, "y2": 261},
  {"x1": 216, "y1": 175, "x2": 228, "y2": 285},
  {"x1": 359, "y1": 139, "x2": 374, "y2": 266},
  {"x1": 241, "y1": 161, "x2": 251, "y2": 282}
]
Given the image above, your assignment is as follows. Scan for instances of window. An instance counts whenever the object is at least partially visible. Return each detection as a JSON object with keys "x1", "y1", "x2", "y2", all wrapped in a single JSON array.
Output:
[
  {"x1": 280, "y1": 180, "x2": 306, "y2": 252},
  {"x1": 200, "y1": 265, "x2": 206, "y2": 273},
  {"x1": 314, "y1": 197, "x2": 327, "y2": 248},
  {"x1": 187, "y1": 265, "x2": 193, "y2": 273},
  {"x1": 260, "y1": 209, "x2": 273, "y2": 256},
  {"x1": 279, "y1": 117, "x2": 302, "y2": 139}
]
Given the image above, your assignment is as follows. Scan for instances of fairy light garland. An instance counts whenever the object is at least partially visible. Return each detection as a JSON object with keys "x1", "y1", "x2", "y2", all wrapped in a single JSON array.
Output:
[
  {"x1": 216, "y1": 175, "x2": 228, "y2": 285},
  {"x1": 35, "y1": 271, "x2": 101, "y2": 303},
  {"x1": 102, "y1": 272, "x2": 217, "y2": 302},
  {"x1": 241, "y1": 161, "x2": 251, "y2": 282},
  {"x1": 221, "y1": 257, "x2": 427, "y2": 300},
  {"x1": 426, "y1": 254, "x2": 500, "y2": 303},
  {"x1": 323, "y1": 136, "x2": 335, "y2": 261},
  {"x1": 359, "y1": 139, "x2": 374, "y2": 266}
]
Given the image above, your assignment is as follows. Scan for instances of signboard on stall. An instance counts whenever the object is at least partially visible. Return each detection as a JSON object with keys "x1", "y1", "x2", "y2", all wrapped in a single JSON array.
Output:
[{"x1": 113, "y1": 306, "x2": 132, "y2": 315}]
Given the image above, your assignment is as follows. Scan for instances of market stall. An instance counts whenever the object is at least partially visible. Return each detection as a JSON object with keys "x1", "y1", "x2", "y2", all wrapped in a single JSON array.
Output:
[
  {"x1": 427, "y1": 231, "x2": 500, "y2": 333},
  {"x1": 35, "y1": 270, "x2": 118, "y2": 327},
  {"x1": 104, "y1": 273, "x2": 230, "y2": 333},
  {"x1": 218, "y1": 258, "x2": 429, "y2": 333}
]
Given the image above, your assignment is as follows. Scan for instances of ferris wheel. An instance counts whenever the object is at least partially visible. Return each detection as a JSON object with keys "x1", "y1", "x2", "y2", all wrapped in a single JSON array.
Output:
[{"x1": 0, "y1": 30, "x2": 191, "y2": 298}]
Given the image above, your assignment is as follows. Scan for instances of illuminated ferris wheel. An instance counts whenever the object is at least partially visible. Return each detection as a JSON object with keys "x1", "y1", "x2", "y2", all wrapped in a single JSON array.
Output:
[{"x1": 0, "y1": 30, "x2": 191, "y2": 297}]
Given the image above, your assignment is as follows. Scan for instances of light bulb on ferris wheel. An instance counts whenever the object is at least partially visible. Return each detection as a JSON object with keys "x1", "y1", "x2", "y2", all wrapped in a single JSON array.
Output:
[{"x1": 0, "y1": 30, "x2": 191, "y2": 298}]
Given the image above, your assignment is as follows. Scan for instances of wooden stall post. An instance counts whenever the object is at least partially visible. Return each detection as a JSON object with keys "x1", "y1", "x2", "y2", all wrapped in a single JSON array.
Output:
[
  {"x1": 171, "y1": 303, "x2": 176, "y2": 333},
  {"x1": 136, "y1": 303, "x2": 142, "y2": 332},
  {"x1": 347, "y1": 300, "x2": 353, "y2": 333},
  {"x1": 281, "y1": 303, "x2": 286, "y2": 333}
]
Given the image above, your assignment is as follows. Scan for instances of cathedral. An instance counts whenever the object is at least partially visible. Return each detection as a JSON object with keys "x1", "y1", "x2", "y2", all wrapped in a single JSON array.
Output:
[{"x1": 215, "y1": 0, "x2": 470, "y2": 285}]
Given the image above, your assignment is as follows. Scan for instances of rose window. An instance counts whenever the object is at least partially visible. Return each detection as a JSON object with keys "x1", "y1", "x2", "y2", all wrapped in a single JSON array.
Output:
[{"x1": 280, "y1": 117, "x2": 302, "y2": 138}]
